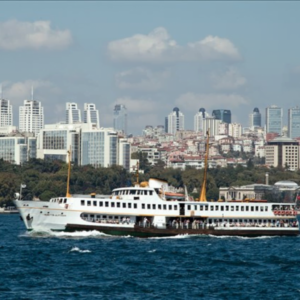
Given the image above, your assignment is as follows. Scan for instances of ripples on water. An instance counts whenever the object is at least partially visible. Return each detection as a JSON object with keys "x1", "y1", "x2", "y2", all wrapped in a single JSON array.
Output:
[{"x1": 1, "y1": 215, "x2": 300, "y2": 299}]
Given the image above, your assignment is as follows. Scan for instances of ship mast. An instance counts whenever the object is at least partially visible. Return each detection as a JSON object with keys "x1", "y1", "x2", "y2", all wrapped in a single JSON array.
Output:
[
  {"x1": 66, "y1": 148, "x2": 72, "y2": 197},
  {"x1": 199, "y1": 130, "x2": 210, "y2": 202},
  {"x1": 134, "y1": 161, "x2": 140, "y2": 186}
]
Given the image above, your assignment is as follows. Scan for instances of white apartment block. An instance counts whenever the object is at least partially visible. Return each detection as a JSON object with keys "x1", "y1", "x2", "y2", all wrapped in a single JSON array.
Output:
[
  {"x1": 203, "y1": 117, "x2": 220, "y2": 137},
  {"x1": 0, "y1": 99, "x2": 13, "y2": 127},
  {"x1": 19, "y1": 100, "x2": 44, "y2": 136},
  {"x1": 84, "y1": 103, "x2": 100, "y2": 128},
  {"x1": 66, "y1": 102, "x2": 81, "y2": 124},
  {"x1": 229, "y1": 123, "x2": 242, "y2": 138},
  {"x1": 265, "y1": 137, "x2": 299, "y2": 170}
]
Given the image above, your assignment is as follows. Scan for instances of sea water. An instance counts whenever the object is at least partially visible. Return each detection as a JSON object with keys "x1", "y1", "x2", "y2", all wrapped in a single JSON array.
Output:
[{"x1": 1, "y1": 215, "x2": 300, "y2": 299}]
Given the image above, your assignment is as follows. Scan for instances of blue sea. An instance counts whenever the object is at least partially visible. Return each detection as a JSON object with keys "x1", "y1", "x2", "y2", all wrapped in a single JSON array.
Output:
[{"x1": 1, "y1": 214, "x2": 300, "y2": 300}]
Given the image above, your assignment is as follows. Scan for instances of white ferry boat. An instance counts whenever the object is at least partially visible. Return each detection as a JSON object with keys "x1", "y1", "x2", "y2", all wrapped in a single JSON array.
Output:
[{"x1": 14, "y1": 134, "x2": 299, "y2": 237}]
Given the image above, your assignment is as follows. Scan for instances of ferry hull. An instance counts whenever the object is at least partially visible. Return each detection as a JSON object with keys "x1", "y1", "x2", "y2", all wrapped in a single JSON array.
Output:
[{"x1": 66, "y1": 224, "x2": 299, "y2": 238}]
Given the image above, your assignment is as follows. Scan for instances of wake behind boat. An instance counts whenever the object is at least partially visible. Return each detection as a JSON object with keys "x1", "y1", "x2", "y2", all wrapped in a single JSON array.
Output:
[{"x1": 14, "y1": 136, "x2": 300, "y2": 237}]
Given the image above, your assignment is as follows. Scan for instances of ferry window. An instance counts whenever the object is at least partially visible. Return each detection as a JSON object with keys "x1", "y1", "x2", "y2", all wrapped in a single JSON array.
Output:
[
  {"x1": 150, "y1": 191, "x2": 153, "y2": 196},
  {"x1": 187, "y1": 205, "x2": 191, "y2": 210},
  {"x1": 105, "y1": 202, "x2": 109, "y2": 207},
  {"x1": 123, "y1": 203, "x2": 126, "y2": 208},
  {"x1": 174, "y1": 205, "x2": 177, "y2": 210},
  {"x1": 215, "y1": 206, "x2": 219, "y2": 211},
  {"x1": 142, "y1": 204, "x2": 145, "y2": 209},
  {"x1": 134, "y1": 204, "x2": 137, "y2": 209},
  {"x1": 200, "y1": 206, "x2": 203, "y2": 211},
  {"x1": 153, "y1": 204, "x2": 156, "y2": 209},
  {"x1": 251, "y1": 206, "x2": 254, "y2": 212},
  {"x1": 130, "y1": 190, "x2": 135, "y2": 195},
  {"x1": 87, "y1": 201, "x2": 91, "y2": 206},
  {"x1": 260, "y1": 206, "x2": 263, "y2": 212},
  {"x1": 236, "y1": 206, "x2": 239, "y2": 211},
  {"x1": 231, "y1": 206, "x2": 234, "y2": 211},
  {"x1": 194, "y1": 205, "x2": 197, "y2": 211},
  {"x1": 99, "y1": 201, "x2": 103, "y2": 207},
  {"x1": 205, "y1": 205, "x2": 208, "y2": 211},
  {"x1": 256, "y1": 206, "x2": 259, "y2": 211},
  {"x1": 117, "y1": 202, "x2": 120, "y2": 208},
  {"x1": 158, "y1": 205, "x2": 162, "y2": 209},
  {"x1": 64, "y1": 199, "x2": 67, "y2": 203},
  {"x1": 221, "y1": 206, "x2": 224, "y2": 211},
  {"x1": 111, "y1": 202, "x2": 115, "y2": 208},
  {"x1": 115, "y1": 216, "x2": 119, "y2": 219},
  {"x1": 265, "y1": 206, "x2": 268, "y2": 211},
  {"x1": 163, "y1": 205, "x2": 167, "y2": 210},
  {"x1": 109, "y1": 216, "x2": 113, "y2": 219},
  {"x1": 145, "y1": 191, "x2": 148, "y2": 195},
  {"x1": 81, "y1": 200, "x2": 85, "y2": 206},
  {"x1": 103, "y1": 215, "x2": 106, "y2": 219},
  {"x1": 147, "y1": 204, "x2": 151, "y2": 209},
  {"x1": 128, "y1": 203, "x2": 132, "y2": 208},
  {"x1": 241, "y1": 206, "x2": 244, "y2": 211},
  {"x1": 93, "y1": 201, "x2": 97, "y2": 206},
  {"x1": 169, "y1": 205, "x2": 172, "y2": 210},
  {"x1": 211, "y1": 206, "x2": 214, "y2": 211},
  {"x1": 226, "y1": 206, "x2": 229, "y2": 211},
  {"x1": 246, "y1": 206, "x2": 249, "y2": 211}
]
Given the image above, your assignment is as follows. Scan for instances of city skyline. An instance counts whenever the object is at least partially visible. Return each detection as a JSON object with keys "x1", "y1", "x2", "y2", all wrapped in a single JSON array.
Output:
[{"x1": 1, "y1": 2, "x2": 300, "y2": 134}]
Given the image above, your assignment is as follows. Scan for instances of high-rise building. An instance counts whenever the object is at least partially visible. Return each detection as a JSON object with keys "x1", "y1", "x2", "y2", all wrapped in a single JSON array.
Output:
[
  {"x1": 212, "y1": 109, "x2": 231, "y2": 123},
  {"x1": 288, "y1": 106, "x2": 300, "y2": 138},
  {"x1": 113, "y1": 104, "x2": 127, "y2": 135},
  {"x1": 194, "y1": 108, "x2": 209, "y2": 132},
  {"x1": 265, "y1": 105, "x2": 283, "y2": 135},
  {"x1": 167, "y1": 107, "x2": 184, "y2": 135},
  {"x1": 0, "y1": 98, "x2": 13, "y2": 127},
  {"x1": 84, "y1": 103, "x2": 100, "y2": 128},
  {"x1": 19, "y1": 100, "x2": 44, "y2": 136},
  {"x1": 66, "y1": 102, "x2": 81, "y2": 124},
  {"x1": 249, "y1": 107, "x2": 262, "y2": 128}
]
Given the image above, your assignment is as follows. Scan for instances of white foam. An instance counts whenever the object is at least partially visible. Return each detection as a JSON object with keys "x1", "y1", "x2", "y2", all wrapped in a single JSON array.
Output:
[
  {"x1": 148, "y1": 249, "x2": 157, "y2": 253},
  {"x1": 21, "y1": 230, "x2": 111, "y2": 239},
  {"x1": 70, "y1": 246, "x2": 91, "y2": 253}
]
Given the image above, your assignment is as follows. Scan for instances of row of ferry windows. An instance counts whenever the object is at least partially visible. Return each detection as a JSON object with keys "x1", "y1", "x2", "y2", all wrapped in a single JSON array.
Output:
[
  {"x1": 80, "y1": 200, "x2": 177, "y2": 211},
  {"x1": 186, "y1": 205, "x2": 269, "y2": 212},
  {"x1": 113, "y1": 190, "x2": 153, "y2": 196}
]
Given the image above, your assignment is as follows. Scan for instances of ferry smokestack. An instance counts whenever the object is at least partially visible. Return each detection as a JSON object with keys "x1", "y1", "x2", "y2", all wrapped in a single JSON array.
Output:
[{"x1": 265, "y1": 172, "x2": 269, "y2": 185}]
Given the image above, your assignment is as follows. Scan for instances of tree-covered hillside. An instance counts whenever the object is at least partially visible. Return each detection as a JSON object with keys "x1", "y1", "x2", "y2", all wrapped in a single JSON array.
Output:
[{"x1": 1, "y1": 158, "x2": 299, "y2": 207}]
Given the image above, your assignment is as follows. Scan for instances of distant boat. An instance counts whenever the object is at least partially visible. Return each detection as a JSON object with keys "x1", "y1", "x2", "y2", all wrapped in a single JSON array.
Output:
[{"x1": 14, "y1": 141, "x2": 299, "y2": 237}]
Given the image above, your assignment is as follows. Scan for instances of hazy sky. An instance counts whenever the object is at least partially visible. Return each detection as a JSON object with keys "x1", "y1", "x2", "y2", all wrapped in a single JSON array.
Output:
[{"x1": 1, "y1": 1, "x2": 300, "y2": 135}]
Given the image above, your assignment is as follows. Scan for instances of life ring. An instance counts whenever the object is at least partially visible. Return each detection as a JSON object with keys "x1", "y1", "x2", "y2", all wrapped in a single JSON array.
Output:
[
  {"x1": 65, "y1": 204, "x2": 69, "y2": 209},
  {"x1": 280, "y1": 211, "x2": 284, "y2": 216},
  {"x1": 274, "y1": 211, "x2": 278, "y2": 215}
]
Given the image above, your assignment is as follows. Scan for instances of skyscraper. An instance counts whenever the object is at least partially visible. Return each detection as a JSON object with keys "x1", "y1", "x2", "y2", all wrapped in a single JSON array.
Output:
[
  {"x1": 265, "y1": 105, "x2": 283, "y2": 135},
  {"x1": 194, "y1": 108, "x2": 209, "y2": 132},
  {"x1": 288, "y1": 106, "x2": 300, "y2": 138},
  {"x1": 212, "y1": 109, "x2": 231, "y2": 123},
  {"x1": 19, "y1": 100, "x2": 44, "y2": 136},
  {"x1": 84, "y1": 103, "x2": 100, "y2": 128},
  {"x1": 66, "y1": 102, "x2": 81, "y2": 124},
  {"x1": 113, "y1": 104, "x2": 127, "y2": 135},
  {"x1": 249, "y1": 107, "x2": 262, "y2": 128},
  {"x1": 0, "y1": 98, "x2": 13, "y2": 127},
  {"x1": 167, "y1": 107, "x2": 184, "y2": 135}
]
